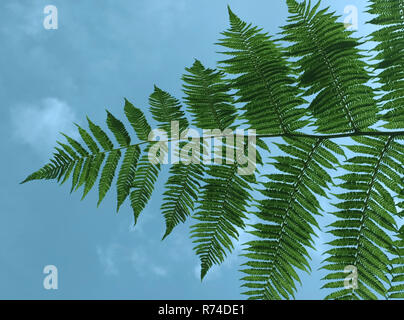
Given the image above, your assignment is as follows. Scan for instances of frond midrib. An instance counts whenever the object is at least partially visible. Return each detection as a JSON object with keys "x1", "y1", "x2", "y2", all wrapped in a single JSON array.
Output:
[{"x1": 260, "y1": 138, "x2": 322, "y2": 298}]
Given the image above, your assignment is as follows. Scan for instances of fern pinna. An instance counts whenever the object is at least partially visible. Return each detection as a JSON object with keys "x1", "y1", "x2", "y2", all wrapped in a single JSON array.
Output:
[{"x1": 22, "y1": 0, "x2": 404, "y2": 299}]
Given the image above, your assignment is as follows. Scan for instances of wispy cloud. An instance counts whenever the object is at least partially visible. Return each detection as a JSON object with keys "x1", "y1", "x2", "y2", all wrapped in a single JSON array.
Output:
[
  {"x1": 130, "y1": 248, "x2": 169, "y2": 277},
  {"x1": 10, "y1": 97, "x2": 78, "y2": 157},
  {"x1": 1, "y1": 2, "x2": 43, "y2": 38},
  {"x1": 96, "y1": 244, "x2": 120, "y2": 276},
  {"x1": 96, "y1": 243, "x2": 169, "y2": 278},
  {"x1": 151, "y1": 265, "x2": 168, "y2": 277}
]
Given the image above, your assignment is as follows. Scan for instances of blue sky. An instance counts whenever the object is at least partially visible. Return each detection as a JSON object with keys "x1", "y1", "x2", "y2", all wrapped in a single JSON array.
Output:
[{"x1": 0, "y1": 0, "x2": 376, "y2": 299}]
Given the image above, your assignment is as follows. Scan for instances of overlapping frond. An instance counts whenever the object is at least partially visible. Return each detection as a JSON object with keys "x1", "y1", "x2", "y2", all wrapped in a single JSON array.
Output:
[
  {"x1": 398, "y1": 179, "x2": 404, "y2": 216},
  {"x1": 191, "y1": 162, "x2": 255, "y2": 280},
  {"x1": 183, "y1": 59, "x2": 257, "y2": 279},
  {"x1": 183, "y1": 59, "x2": 237, "y2": 131},
  {"x1": 129, "y1": 147, "x2": 160, "y2": 224},
  {"x1": 123, "y1": 97, "x2": 162, "y2": 223},
  {"x1": 388, "y1": 226, "x2": 404, "y2": 299},
  {"x1": 282, "y1": 0, "x2": 378, "y2": 133},
  {"x1": 149, "y1": 85, "x2": 189, "y2": 135},
  {"x1": 117, "y1": 145, "x2": 141, "y2": 211},
  {"x1": 148, "y1": 85, "x2": 205, "y2": 237},
  {"x1": 242, "y1": 137, "x2": 343, "y2": 299},
  {"x1": 162, "y1": 159, "x2": 205, "y2": 240},
  {"x1": 323, "y1": 136, "x2": 404, "y2": 300},
  {"x1": 368, "y1": 0, "x2": 404, "y2": 129},
  {"x1": 217, "y1": 7, "x2": 308, "y2": 134}
]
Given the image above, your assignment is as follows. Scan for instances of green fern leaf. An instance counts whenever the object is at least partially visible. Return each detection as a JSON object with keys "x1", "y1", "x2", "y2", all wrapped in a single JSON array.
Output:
[
  {"x1": 129, "y1": 149, "x2": 161, "y2": 224},
  {"x1": 368, "y1": 0, "x2": 404, "y2": 129},
  {"x1": 149, "y1": 85, "x2": 189, "y2": 135},
  {"x1": 217, "y1": 7, "x2": 307, "y2": 134},
  {"x1": 324, "y1": 136, "x2": 404, "y2": 299},
  {"x1": 147, "y1": 86, "x2": 205, "y2": 237},
  {"x1": 183, "y1": 59, "x2": 256, "y2": 279},
  {"x1": 87, "y1": 117, "x2": 114, "y2": 151},
  {"x1": 97, "y1": 149, "x2": 121, "y2": 206},
  {"x1": 282, "y1": 0, "x2": 378, "y2": 133},
  {"x1": 242, "y1": 137, "x2": 343, "y2": 299},
  {"x1": 388, "y1": 226, "x2": 404, "y2": 299},
  {"x1": 162, "y1": 161, "x2": 204, "y2": 240},
  {"x1": 124, "y1": 99, "x2": 151, "y2": 141},
  {"x1": 183, "y1": 59, "x2": 237, "y2": 131},
  {"x1": 106, "y1": 110, "x2": 131, "y2": 147},
  {"x1": 191, "y1": 163, "x2": 253, "y2": 280},
  {"x1": 75, "y1": 123, "x2": 100, "y2": 154},
  {"x1": 60, "y1": 133, "x2": 89, "y2": 157},
  {"x1": 117, "y1": 145, "x2": 141, "y2": 212}
]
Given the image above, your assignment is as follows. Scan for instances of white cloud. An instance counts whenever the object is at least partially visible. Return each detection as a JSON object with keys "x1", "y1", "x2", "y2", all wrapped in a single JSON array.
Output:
[
  {"x1": 10, "y1": 97, "x2": 78, "y2": 157},
  {"x1": 130, "y1": 248, "x2": 168, "y2": 278},
  {"x1": 96, "y1": 244, "x2": 120, "y2": 276},
  {"x1": 151, "y1": 265, "x2": 168, "y2": 277},
  {"x1": 96, "y1": 243, "x2": 168, "y2": 278},
  {"x1": 139, "y1": 0, "x2": 191, "y2": 34}
]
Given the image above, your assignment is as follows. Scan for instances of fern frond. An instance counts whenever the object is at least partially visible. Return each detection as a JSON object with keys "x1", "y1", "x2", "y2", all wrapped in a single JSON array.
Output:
[
  {"x1": 148, "y1": 85, "x2": 206, "y2": 238},
  {"x1": 98, "y1": 149, "x2": 121, "y2": 206},
  {"x1": 75, "y1": 123, "x2": 100, "y2": 154},
  {"x1": 117, "y1": 145, "x2": 141, "y2": 212},
  {"x1": 87, "y1": 117, "x2": 114, "y2": 151},
  {"x1": 22, "y1": 102, "x2": 156, "y2": 220},
  {"x1": 162, "y1": 160, "x2": 204, "y2": 239},
  {"x1": 242, "y1": 137, "x2": 343, "y2": 299},
  {"x1": 182, "y1": 59, "x2": 256, "y2": 279},
  {"x1": 191, "y1": 162, "x2": 254, "y2": 280},
  {"x1": 124, "y1": 99, "x2": 152, "y2": 141},
  {"x1": 368, "y1": 0, "x2": 404, "y2": 129},
  {"x1": 388, "y1": 226, "x2": 404, "y2": 299},
  {"x1": 106, "y1": 110, "x2": 131, "y2": 147},
  {"x1": 217, "y1": 7, "x2": 307, "y2": 134},
  {"x1": 130, "y1": 86, "x2": 193, "y2": 227},
  {"x1": 282, "y1": 0, "x2": 378, "y2": 133},
  {"x1": 122, "y1": 99, "x2": 165, "y2": 222},
  {"x1": 149, "y1": 85, "x2": 189, "y2": 135},
  {"x1": 183, "y1": 59, "x2": 237, "y2": 131},
  {"x1": 324, "y1": 136, "x2": 404, "y2": 300},
  {"x1": 21, "y1": 147, "x2": 76, "y2": 184},
  {"x1": 129, "y1": 147, "x2": 161, "y2": 224},
  {"x1": 398, "y1": 178, "x2": 404, "y2": 217}
]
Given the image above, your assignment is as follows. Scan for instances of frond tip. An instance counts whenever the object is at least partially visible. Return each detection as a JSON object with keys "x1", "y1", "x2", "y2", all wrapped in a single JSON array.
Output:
[{"x1": 22, "y1": 100, "x2": 160, "y2": 224}]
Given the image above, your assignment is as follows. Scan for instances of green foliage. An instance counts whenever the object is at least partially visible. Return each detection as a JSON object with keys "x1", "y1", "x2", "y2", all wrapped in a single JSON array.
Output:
[
  {"x1": 242, "y1": 137, "x2": 343, "y2": 299},
  {"x1": 368, "y1": 0, "x2": 404, "y2": 129},
  {"x1": 22, "y1": 0, "x2": 404, "y2": 300},
  {"x1": 389, "y1": 226, "x2": 404, "y2": 299},
  {"x1": 218, "y1": 7, "x2": 308, "y2": 134},
  {"x1": 23, "y1": 102, "x2": 152, "y2": 220},
  {"x1": 183, "y1": 59, "x2": 237, "y2": 131},
  {"x1": 162, "y1": 160, "x2": 204, "y2": 240},
  {"x1": 282, "y1": 0, "x2": 378, "y2": 133},
  {"x1": 323, "y1": 136, "x2": 403, "y2": 299}
]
